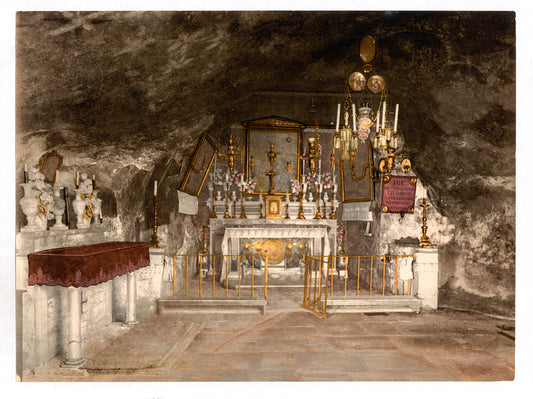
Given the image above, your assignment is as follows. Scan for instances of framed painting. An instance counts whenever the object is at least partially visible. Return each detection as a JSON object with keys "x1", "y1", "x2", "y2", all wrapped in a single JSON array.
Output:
[
  {"x1": 179, "y1": 132, "x2": 217, "y2": 196},
  {"x1": 243, "y1": 117, "x2": 304, "y2": 195},
  {"x1": 38, "y1": 149, "x2": 63, "y2": 186},
  {"x1": 339, "y1": 141, "x2": 376, "y2": 202}
]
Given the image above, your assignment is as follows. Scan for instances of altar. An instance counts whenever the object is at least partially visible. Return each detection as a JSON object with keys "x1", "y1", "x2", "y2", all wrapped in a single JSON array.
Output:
[{"x1": 209, "y1": 217, "x2": 337, "y2": 282}]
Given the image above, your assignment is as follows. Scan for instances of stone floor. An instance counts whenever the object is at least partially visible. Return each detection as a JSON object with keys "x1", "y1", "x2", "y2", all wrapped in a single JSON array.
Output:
[{"x1": 21, "y1": 296, "x2": 515, "y2": 383}]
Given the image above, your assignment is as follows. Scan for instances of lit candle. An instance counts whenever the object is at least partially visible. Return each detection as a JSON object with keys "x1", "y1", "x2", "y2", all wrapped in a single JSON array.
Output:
[
  {"x1": 352, "y1": 103, "x2": 356, "y2": 131},
  {"x1": 154, "y1": 180, "x2": 157, "y2": 195},
  {"x1": 24, "y1": 163, "x2": 27, "y2": 172},
  {"x1": 76, "y1": 170, "x2": 79, "y2": 187},
  {"x1": 394, "y1": 104, "x2": 399, "y2": 132},
  {"x1": 336, "y1": 103, "x2": 341, "y2": 131},
  {"x1": 376, "y1": 112, "x2": 380, "y2": 132},
  {"x1": 382, "y1": 101, "x2": 387, "y2": 128}
]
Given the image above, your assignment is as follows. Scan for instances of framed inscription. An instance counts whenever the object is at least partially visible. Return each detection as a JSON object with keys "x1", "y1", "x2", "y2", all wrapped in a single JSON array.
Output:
[
  {"x1": 179, "y1": 132, "x2": 217, "y2": 196},
  {"x1": 381, "y1": 175, "x2": 417, "y2": 213}
]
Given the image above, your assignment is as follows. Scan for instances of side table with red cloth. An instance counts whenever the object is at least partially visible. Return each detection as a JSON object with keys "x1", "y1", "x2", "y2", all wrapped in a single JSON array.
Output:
[{"x1": 28, "y1": 241, "x2": 150, "y2": 287}]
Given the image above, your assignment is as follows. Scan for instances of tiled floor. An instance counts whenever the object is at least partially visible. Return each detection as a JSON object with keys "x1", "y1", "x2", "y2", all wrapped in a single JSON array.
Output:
[{"x1": 22, "y1": 300, "x2": 515, "y2": 382}]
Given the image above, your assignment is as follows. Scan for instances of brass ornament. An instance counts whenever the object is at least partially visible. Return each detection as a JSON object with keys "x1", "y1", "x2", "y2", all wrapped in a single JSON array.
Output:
[
  {"x1": 260, "y1": 239, "x2": 286, "y2": 264},
  {"x1": 349, "y1": 72, "x2": 366, "y2": 91},
  {"x1": 381, "y1": 205, "x2": 389, "y2": 213},
  {"x1": 360, "y1": 36, "x2": 376, "y2": 63},
  {"x1": 401, "y1": 158, "x2": 412, "y2": 173},
  {"x1": 409, "y1": 177, "x2": 417, "y2": 185},
  {"x1": 367, "y1": 75, "x2": 385, "y2": 94}
]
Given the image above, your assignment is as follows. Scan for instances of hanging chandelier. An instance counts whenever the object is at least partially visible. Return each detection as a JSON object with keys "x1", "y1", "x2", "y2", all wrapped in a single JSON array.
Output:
[{"x1": 333, "y1": 35, "x2": 402, "y2": 172}]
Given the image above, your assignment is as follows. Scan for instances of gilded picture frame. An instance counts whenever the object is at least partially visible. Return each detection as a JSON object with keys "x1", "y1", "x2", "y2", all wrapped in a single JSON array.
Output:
[
  {"x1": 243, "y1": 117, "x2": 304, "y2": 196},
  {"x1": 339, "y1": 141, "x2": 376, "y2": 202},
  {"x1": 38, "y1": 149, "x2": 63, "y2": 186},
  {"x1": 179, "y1": 132, "x2": 217, "y2": 197}
]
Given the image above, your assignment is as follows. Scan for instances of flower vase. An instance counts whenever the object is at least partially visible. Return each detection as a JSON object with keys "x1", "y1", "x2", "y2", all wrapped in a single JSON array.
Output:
[
  {"x1": 19, "y1": 183, "x2": 41, "y2": 232},
  {"x1": 51, "y1": 187, "x2": 68, "y2": 230}
]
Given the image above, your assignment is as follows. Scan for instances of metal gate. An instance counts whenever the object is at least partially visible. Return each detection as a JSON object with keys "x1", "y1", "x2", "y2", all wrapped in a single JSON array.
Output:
[{"x1": 302, "y1": 255, "x2": 332, "y2": 318}]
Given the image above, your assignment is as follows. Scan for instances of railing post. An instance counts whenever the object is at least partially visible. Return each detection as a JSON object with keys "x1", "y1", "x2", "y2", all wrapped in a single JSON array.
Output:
[
  {"x1": 382, "y1": 256, "x2": 386, "y2": 296},
  {"x1": 172, "y1": 255, "x2": 176, "y2": 297},
  {"x1": 303, "y1": 254, "x2": 309, "y2": 306},
  {"x1": 369, "y1": 256, "x2": 373, "y2": 296},
  {"x1": 198, "y1": 254, "x2": 202, "y2": 298},
  {"x1": 238, "y1": 254, "x2": 241, "y2": 297},
  {"x1": 185, "y1": 255, "x2": 189, "y2": 297},
  {"x1": 264, "y1": 252, "x2": 269, "y2": 300},
  {"x1": 251, "y1": 255, "x2": 255, "y2": 298},
  {"x1": 357, "y1": 256, "x2": 360, "y2": 296},
  {"x1": 212, "y1": 255, "x2": 216, "y2": 297}
]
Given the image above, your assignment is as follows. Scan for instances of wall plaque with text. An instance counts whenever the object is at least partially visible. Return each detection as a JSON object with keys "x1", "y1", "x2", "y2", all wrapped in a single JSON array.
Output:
[{"x1": 381, "y1": 175, "x2": 417, "y2": 213}]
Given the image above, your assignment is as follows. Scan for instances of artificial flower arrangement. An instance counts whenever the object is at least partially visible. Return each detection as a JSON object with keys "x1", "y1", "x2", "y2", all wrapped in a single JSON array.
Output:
[
  {"x1": 321, "y1": 171, "x2": 333, "y2": 190},
  {"x1": 290, "y1": 178, "x2": 301, "y2": 195},
  {"x1": 246, "y1": 178, "x2": 256, "y2": 193}
]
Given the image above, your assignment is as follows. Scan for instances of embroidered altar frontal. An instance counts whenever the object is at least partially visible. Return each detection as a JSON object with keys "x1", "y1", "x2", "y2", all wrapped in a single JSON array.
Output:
[{"x1": 28, "y1": 242, "x2": 150, "y2": 287}]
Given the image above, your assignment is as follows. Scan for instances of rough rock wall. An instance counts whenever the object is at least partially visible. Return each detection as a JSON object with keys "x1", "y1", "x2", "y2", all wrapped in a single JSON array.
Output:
[{"x1": 15, "y1": 11, "x2": 515, "y2": 315}]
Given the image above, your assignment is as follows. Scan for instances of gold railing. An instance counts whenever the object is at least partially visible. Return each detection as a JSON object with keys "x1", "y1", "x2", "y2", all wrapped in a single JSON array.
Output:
[
  {"x1": 164, "y1": 253, "x2": 270, "y2": 300},
  {"x1": 303, "y1": 254, "x2": 416, "y2": 318}
]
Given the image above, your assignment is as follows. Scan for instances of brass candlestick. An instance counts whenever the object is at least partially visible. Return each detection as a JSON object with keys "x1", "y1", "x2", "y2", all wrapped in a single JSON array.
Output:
[
  {"x1": 266, "y1": 143, "x2": 280, "y2": 194},
  {"x1": 329, "y1": 187, "x2": 336, "y2": 219},
  {"x1": 64, "y1": 187, "x2": 70, "y2": 226},
  {"x1": 240, "y1": 186, "x2": 247, "y2": 219},
  {"x1": 323, "y1": 199, "x2": 327, "y2": 217},
  {"x1": 232, "y1": 198, "x2": 236, "y2": 218},
  {"x1": 297, "y1": 185, "x2": 305, "y2": 219},
  {"x1": 24, "y1": 171, "x2": 28, "y2": 184},
  {"x1": 210, "y1": 182, "x2": 217, "y2": 218},
  {"x1": 199, "y1": 225, "x2": 208, "y2": 255},
  {"x1": 419, "y1": 198, "x2": 433, "y2": 248},
  {"x1": 224, "y1": 182, "x2": 231, "y2": 218},
  {"x1": 285, "y1": 203, "x2": 290, "y2": 219},
  {"x1": 259, "y1": 203, "x2": 264, "y2": 219},
  {"x1": 314, "y1": 187, "x2": 322, "y2": 219},
  {"x1": 150, "y1": 194, "x2": 160, "y2": 248}
]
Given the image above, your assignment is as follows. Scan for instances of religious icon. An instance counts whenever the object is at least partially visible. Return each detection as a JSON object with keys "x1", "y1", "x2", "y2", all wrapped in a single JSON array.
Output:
[
  {"x1": 367, "y1": 75, "x2": 385, "y2": 94},
  {"x1": 349, "y1": 72, "x2": 366, "y2": 91}
]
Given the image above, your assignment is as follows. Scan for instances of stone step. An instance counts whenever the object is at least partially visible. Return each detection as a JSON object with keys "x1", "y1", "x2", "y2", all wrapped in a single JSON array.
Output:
[
  {"x1": 323, "y1": 295, "x2": 421, "y2": 314},
  {"x1": 157, "y1": 296, "x2": 267, "y2": 315}
]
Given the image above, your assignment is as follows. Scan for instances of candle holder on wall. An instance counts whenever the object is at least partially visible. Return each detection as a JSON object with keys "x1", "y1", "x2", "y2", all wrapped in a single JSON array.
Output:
[{"x1": 150, "y1": 194, "x2": 160, "y2": 248}]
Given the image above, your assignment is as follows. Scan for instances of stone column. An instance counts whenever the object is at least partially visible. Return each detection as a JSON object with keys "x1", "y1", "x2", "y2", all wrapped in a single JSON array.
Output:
[
  {"x1": 123, "y1": 271, "x2": 138, "y2": 326},
  {"x1": 413, "y1": 247, "x2": 439, "y2": 310},
  {"x1": 62, "y1": 286, "x2": 84, "y2": 367}
]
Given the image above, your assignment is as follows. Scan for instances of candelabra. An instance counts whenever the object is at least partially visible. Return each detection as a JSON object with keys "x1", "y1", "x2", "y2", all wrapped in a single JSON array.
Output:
[
  {"x1": 223, "y1": 182, "x2": 231, "y2": 218},
  {"x1": 314, "y1": 185, "x2": 322, "y2": 219},
  {"x1": 150, "y1": 194, "x2": 160, "y2": 248},
  {"x1": 419, "y1": 198, "x2": 432, "y2": 248},
  {"x1": 297, "y1": 184, "x2": 305, "y2": 219},
  {"x1": 240, "y1": 185, "x2": 247, "y2": 219},
  {"x1": 210, "y1": 181, "x2": 217, "y2": 218},
  {"x1": 329, "y1": 187, "x2": 336, "y2": 219}
]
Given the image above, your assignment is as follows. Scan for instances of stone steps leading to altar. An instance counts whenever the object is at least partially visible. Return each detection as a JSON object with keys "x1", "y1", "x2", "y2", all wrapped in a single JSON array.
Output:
[
  {"x1": 156, "y1": 296, "x2": 267, "y2": 315},
  {"x1": 323, "y1": 295, "x2": 422, "y2": 314}
]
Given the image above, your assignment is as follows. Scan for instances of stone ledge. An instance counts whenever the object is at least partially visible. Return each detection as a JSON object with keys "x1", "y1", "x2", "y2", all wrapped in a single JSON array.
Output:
[{"x1": 156, "y1": 297, "x2": 267, "y2": 315}]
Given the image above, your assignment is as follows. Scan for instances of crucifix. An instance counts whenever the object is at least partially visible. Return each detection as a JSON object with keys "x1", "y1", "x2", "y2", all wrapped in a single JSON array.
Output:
[{"x1": 266, "y1": 142, "x2": 280, "y2": 194}]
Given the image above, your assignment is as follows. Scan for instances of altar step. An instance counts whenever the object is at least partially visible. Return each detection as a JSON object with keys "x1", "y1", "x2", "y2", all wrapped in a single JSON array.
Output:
[
  {"x1": 156, "y1": 296, "x2": 268, "y2": 315},
  {"x1": 323, "y1": 295, "x2": 422, "y2": 314}
]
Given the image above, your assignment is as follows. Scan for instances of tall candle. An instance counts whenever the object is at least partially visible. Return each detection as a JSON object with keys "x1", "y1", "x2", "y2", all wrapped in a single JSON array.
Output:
[
  {"x1": 24, "y1": 163, "x2": 27, "y2": 172},
  {"x1": 394, "y1": 103, "x2": 399, "y2": 132},
  {"x1": 154, "y1": 180, "x2": 157, "y2": 195},
  {"x1": 382, "y1": 101, "x2": 387, "y2": 128},
  {"x1": 76, "y1": 170, "x2": 79, "y2": 186},
  {"x1": 376, "y1": 112, "x2": 380, "y2": 132},
  {"x1": 352, "y1": 103, "x2": 356, "y2": 131},
  {"x1": 318, "y1": 159, "x2": 321, "y2": 176},
  {"x1": 336, "y1": 103, "x2": 341, "y2": 131},
  {"x1": 55, "y1": 169, "x2": 59, "y2": 184}
]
